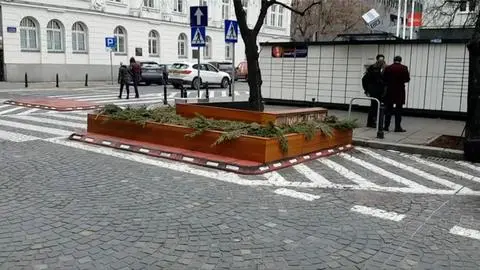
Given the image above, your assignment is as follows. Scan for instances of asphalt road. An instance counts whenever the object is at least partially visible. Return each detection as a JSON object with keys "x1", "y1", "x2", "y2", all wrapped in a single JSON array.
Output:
[{"x1": 0, "y1": 84, "x2": 479, "y2": 269}]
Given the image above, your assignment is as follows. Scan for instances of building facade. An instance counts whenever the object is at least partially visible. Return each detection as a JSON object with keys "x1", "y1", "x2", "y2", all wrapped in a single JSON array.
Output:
[{"x1": 0, "y1": 0, "x2": 292, "y2": 82}]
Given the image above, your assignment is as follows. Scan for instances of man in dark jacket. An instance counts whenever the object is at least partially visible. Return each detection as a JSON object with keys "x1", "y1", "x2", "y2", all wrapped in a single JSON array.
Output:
[
  {"x1": 362, "y1": 54, "x2": 386, "y2": 128},
  {"x1": 118, "y1": 62, "x2": 130, "y2": 99},
  {"x1": 383, "y1": 56, "x2": 410, "y2": 132},
  {"x1": 128, "y1": 57, "x2": 141, "y2": 98}
]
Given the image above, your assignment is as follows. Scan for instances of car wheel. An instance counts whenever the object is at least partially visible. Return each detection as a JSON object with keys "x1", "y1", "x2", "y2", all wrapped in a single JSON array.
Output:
[
  {"x1": 192, "y1": 77, "x2": 201, "y2": 90},
  {"x1": 221, "y1": 77, "x2": 229, "y2": 89}
]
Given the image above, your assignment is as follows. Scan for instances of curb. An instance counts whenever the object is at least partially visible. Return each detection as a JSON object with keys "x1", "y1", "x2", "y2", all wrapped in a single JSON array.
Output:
[
  {"x1": 353, "y1": 139, "x2": 465, "y2": 160},
  {"x1": 69, "y1": 133, "x2": 354, "y2": 175},
  {"x1": 3, "y1": 100, "x2": 104, "y2": 111}
]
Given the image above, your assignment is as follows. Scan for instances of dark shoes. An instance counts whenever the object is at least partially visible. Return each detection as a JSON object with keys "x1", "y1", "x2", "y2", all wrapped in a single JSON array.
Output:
[
  {"x1": 367, "y1": 123, "x2": 377, "y2": 128},
  {"x1": 384, "y1": 127, "x2": 407, "y2": 132}
]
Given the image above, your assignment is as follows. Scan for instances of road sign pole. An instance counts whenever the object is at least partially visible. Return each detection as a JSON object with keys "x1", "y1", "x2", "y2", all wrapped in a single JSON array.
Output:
[
  {"x1": 109, "y1": 49, "x2": 113, "y2": 85},
  {"x1": 197, "y1": 46, "x2": 201, "y2": 97},
  {"x1": 232, "y1": 43, "x2": 235, "y2": 101}
]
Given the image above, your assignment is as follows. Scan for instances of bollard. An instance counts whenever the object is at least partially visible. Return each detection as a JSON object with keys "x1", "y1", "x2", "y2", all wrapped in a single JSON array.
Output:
[
  {"x1": 205, "y1": 82, "x2": 209, "y2": 100},
  {"x1": 24, "y1": 73, "x2": 28, "y2": 88},
  {"x1": 228, "y1": 81, "x2": 232, "y2": 97},
  {"x1": 85, "y1": 73, "x2": 88, "y2": 87},
  {"x1": 163, "y1": 81, "x2": 168, "y2": 105},
  {"x1": 311, "y1": 98, "x2": 316, "y2": 107},
  {"x1": 180, "y1": 85, "x2": 186, "y2": 98},
  {"x1": 56, "y1": 74, "x2": 59, "y2": 88},
  {"x1": 377, "y1": 103, "x2": 385, "y2": 139}
]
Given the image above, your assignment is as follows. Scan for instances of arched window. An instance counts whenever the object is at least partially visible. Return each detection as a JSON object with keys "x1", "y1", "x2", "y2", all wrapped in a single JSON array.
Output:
[
  {"x1": 177, "y1": 33, "x2": 188, "y2": 58},
  {"x1": 203, "y1": 36, "x2": 212, "y2": 59},
  {"x1": 47, "y1": 20, "x2": 64, "y2": 52},
  {"x1": 113, "y1": 26, "x2": 127, "y2": 53},
  {"x1": 72, "y1": 22, "x2": 87, "y2": 52},
  {"x1": 222, "y1": 0, "x2": 230, "y2": 20},
  {"x1": 148, "y1": 30, "x2": 159, "y2": 56},
  {"x1": 19, "y1": 17, "x2": 39, "y2": 50}
]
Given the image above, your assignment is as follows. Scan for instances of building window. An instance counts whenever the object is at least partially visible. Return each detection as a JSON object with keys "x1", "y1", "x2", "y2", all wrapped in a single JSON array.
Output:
[
  {"x1": 270, "y1": 5, "x2": 277, "y2": 26},
  {"x1": 200, "y1": 0, "x2": 207, "y2": 6},
  {"x1": 113, "y1": 26, "x2": 127, "y2": 54},
  {"x1": 242, "y1": 0, "x2": 248, "y2": 17},
  {"x1": 225, "y1": 44, "x2": 232, "y2": 60},
  {"x1": 143, "y1": 0, "x2": 155, "y2": 8},
  {"x1": 222, "y1": 0, "x2": 230, "y2": 20},
  {"x1": 174, "y1": 0, "x2": 183, "y2": 12},
  {"x1": 148, "y1": 30, "x2": 159, "y2": 56},
  {"x1": 278, "y1": 6, "x2": 284, "y2": 27},
  {"x1": 178, "y1": 33, "x2": 188, "y2": 58},
  {"x1": 20, "y1": 17, "x2": 39, "y2": 50},
  {"x1": 72, "y1": 22, "x2": 87, "y2": 52},
  {"x1": 459, "y1": 0, "x2": 475, "y2": 12},
  {"x1": 47, "y1": 20, "x2": 64, "y2": 52},
  {"x1": 204, "y1": 36, "x2": 212, "y2": 59}
]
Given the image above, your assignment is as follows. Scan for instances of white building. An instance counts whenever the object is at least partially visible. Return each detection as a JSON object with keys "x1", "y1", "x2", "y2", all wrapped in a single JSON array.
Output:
[{"x1": 0, "y1": 0, "x2": 292, "y2": 82}]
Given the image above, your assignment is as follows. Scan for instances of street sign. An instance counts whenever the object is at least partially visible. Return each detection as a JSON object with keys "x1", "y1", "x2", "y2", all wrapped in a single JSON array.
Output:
[
  {"x1": 362, "y1": 9, "x2": 381, "y2": 29},
  {"x1": 105, "y1": 37, "x2": 116, "y2": 48},
  {"x1": 191, "y1": 27, "x2": 206, "y2": 47},
  {"x1": 224, "y1": 20, "x2": 238, "y2": 43},
  {"x1": 190, "y1": 6, "x2": 208, "y2": 27}
]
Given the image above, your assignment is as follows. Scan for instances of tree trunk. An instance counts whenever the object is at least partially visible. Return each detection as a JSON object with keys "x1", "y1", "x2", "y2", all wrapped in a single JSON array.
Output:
[{"x1": 245, "y1": 34, "x2": 264, "y2": 111}]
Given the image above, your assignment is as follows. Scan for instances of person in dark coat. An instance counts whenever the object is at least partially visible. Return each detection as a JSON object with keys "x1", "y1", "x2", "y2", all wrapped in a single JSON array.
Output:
[
  {"x1": 128, "y1": 57, "x2": 141, "y2": 98},
  {"x1": 362, "y1": 54, "x2": 386, "y2": 128},
  {"x1": 383, "y1": 56, "x2": 410, "y2": 132},
  {"x1": 118, "y1": 62, "x2": 130, "y2": 99}
]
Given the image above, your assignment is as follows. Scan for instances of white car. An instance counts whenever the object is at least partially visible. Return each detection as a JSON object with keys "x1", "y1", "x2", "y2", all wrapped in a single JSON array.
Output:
[{"x1": 168, "y1": 62, "x2": 231, "y2": 89}]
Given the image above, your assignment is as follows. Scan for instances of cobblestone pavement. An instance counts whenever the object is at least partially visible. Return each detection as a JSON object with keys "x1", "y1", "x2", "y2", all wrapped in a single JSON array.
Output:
[{"x1": 1, "y1": 85, "x2": 480, "y2": 269}]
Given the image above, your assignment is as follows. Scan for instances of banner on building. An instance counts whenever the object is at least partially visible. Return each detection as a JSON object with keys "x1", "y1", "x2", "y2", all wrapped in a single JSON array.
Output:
[{"x1": 272, "y1": 45, "x2": 308, "y2": 58}]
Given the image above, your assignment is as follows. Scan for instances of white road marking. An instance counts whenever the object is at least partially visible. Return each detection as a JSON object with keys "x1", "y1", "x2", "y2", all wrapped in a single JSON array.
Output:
[
  {"x1": 399, "y1": 153, "x2": 480, "y2": 184},
  {"x1": 221, "y1": 90, "x2": 227, "y2": 97},
  {"x1": 351, "y1": 205, "x2": 405, "y2": 222},
  {"x1": 45, "y1": 113, "x2": 86, "y2": 121},
  {"x1": 293, "y1": 164, "x2": 333, "y2": 186},
  {"x1": 274, "y1": 188, "x2": 320, "y2": 201},
  {"x1": 449, "y1": 225, "x2": 480, "y2": 240},
  {"x1": 456, "y1": 161, "x2": 480, "y2": 173},
  {"x1": 78, "y1": 93, "x2": 161, "y2": 101},
  {"x1": 17, "y1": 108, "x2": 41, "y2": 115},
  {"x1": 317, "y1": 159, "x2": 379, "y2": 187},
  {"x1": 0, "y1": 104, "x2": 11, "y2": 109},
  {"x1": 168, "y1": 92, "x2": 178, "y2": 98},
  {"x1": 0, "y1": 106, "x2": 24, "y2": 115},
  {"x1": 0, "y1": 130, "x2": 40, "y2": 142},
  {"x1": 356, "y1": 147, "x2": 466, "y2": 192},
  {"x1": 7, "y1": 115, "x2": 86, "y2": 129},
  {"x1": 264, "y1": 171, "x2": 292, "y2": 186},
  {"x1": 51, "y1": 93, "x2": 118, "y2": 99},
  {"x1": 0, "y1": 119, "x2": 72, "y2": 136},
  {"x1": 339, "y1": 152, "x2": 431, "y2": 191}
]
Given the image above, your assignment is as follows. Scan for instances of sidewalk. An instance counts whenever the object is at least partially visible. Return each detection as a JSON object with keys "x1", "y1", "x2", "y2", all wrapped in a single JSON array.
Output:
[
  {"x1": 329, "y1": 109, "x2": 465, "y2": 159},
  {"x1": 0, "y1": 81, "x2": 115, "y2": 91}
]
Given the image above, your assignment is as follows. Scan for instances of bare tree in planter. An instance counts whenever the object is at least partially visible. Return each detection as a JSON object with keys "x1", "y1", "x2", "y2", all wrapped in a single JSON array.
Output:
[{"x1": 232, "y1": 0, "x2": 322, "y2": 111}]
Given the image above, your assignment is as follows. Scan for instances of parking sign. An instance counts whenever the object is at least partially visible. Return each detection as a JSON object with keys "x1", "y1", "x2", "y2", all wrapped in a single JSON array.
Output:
[{"x1": 105, "y1": 37, "x2": 116, "y2": 48}]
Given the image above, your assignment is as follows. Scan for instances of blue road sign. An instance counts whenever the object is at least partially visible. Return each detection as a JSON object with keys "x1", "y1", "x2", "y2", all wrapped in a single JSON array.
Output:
[
  {"x1": 191, "y1": 27, "x2": 206, "y2": 47},
  {"x1": 224, "y1": 20, "x2": 238, "y2": 43},
  {"x1": 190, "y1": 6, "x2": 208, "y2": 27},
  {"x1": 105, "y1": 37, "x2": 117, "y2": 48}
]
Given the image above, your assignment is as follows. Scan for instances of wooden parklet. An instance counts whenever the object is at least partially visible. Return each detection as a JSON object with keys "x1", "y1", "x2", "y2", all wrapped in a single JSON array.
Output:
[{"x1": 88, "y1": 115, "x2": 353, "y2": 164}]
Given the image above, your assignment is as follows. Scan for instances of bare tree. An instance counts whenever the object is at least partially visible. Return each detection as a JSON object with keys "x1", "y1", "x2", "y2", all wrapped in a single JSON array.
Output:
[{"x1": 233, "y1": 0, "x2": 322, "y2": 111}]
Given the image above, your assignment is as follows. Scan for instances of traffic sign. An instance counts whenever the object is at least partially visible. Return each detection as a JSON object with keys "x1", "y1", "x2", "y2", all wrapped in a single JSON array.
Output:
[
  {"x1": 191, "y1": 27, "x2": 206, "y2": 47},
  {"x1": 190, "y1": 6, "x2": 208, "y2": 27},
  {"x1": 105, "y1": 37, "x2": 116, "y2": 48},
  {"x1": 224, "y1": 20, "x2": 238, "y2": 43}
]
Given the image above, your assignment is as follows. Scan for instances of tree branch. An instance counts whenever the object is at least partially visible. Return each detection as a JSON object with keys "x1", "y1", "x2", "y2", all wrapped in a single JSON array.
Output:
[{"x1": 272, "y1": 0, "x2": 323, "y2": 16}]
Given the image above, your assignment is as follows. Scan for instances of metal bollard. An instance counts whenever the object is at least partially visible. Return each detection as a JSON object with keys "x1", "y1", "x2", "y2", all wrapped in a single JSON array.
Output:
[
  {"x1": 85, "y1": 73, "x2": 88, "y2": 87},
  {"x1": 56, "y1": 74, "x2": 59, "y2": 88},
  {"x1": 205, "y1": 82, "x2": 209, "y2": 100},
  {"x1": 163, "y1": 81, "x2": 168, "y2": 105},
  {"x1": 377, "y1": 103, "x2": 385, "y2": 139},
  {"x1": 311, "y1": 98, "x2": 316, "y2": 107},
  {"x1": 228, "y1": 82, "x2": 232, "y2": 97},
  {"x1": 180, "y1": 85, "x2": 186, "y2": 98},
  {"x1": 25, "y1": 73, "x2": 28, "y2": 88}
]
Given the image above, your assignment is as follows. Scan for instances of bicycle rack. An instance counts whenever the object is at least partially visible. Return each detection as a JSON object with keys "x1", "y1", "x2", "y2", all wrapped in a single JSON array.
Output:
[{"x1": 348, "y1": 97, "x2": 384, "y2": 139}]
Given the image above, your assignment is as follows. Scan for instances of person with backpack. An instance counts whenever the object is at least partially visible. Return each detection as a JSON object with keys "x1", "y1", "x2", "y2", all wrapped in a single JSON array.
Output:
[
  {"x1": 128, "y1": 57, "x2": 141, "y2": 98},
  {"x1": 118, "y1": 62, "x2": 130, "y2": 99},
  {"x1": 362, "y1": 54, "x2": 386, "y2": 128}
]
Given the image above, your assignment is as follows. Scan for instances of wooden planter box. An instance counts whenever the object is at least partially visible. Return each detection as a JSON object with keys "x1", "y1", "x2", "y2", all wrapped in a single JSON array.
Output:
[
  {"x1": 88, "y1": 115, "x2": 352, "y2": 164},
  {"x1": 176, "y1": 103, "x2": 328, "y2": 125}
]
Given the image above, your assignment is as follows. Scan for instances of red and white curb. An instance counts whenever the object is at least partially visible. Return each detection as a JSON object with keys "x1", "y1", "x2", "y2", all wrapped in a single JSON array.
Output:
[
  {"x1": 69, "y1": 133, "x2": 354, "y2": 175},
  {"x1": 3, "y1": 100, "x2": 103, "y2": 111}
]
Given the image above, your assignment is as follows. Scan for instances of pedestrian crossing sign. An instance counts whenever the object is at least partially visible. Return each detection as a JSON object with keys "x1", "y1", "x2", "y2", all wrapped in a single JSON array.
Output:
[
  {"x1": 191, "y1": 26, "x2": 206, "y2": 47},
  {"x1": 224, "y1": 20, "x2": 238, "y2": 43}
]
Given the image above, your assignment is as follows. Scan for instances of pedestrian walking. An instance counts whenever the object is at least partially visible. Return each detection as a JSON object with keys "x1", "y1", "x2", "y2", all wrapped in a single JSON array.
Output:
[
  {"x1": 118, "y1": 62, "x2": 130, "y2": 99},
  {"x1": 383, "y1": 56, "x2": 410, "y2": 132},
  {"x1": 362, "y1": 54, "x2": 386, "y2": 128},
  {"x1": 128, "y1": 57, "x2": 141, "y2": 98}
]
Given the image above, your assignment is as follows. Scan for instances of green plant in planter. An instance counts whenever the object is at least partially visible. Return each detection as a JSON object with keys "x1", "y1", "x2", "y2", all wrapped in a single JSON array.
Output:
[{"x1": 95, "y1": 105, "x2": 358, "y2": 153}]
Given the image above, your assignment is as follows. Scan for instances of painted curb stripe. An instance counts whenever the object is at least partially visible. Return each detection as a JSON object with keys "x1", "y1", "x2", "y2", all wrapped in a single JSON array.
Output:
[
  {"x1": 351, "y1": 205, "x2": 405, "y2": 222},
  {"x1": 274, "y1": 188, "x2": 320, "y2": 201}
]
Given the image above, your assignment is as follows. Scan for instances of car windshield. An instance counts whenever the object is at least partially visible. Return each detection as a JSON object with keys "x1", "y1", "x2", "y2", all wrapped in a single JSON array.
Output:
[
  {"x1": 171, "y1": 63, "x2": 189, "y2": 69},
  {"x1": 218, "y1": 64, "x2": 232, "y2": 70},
  {"x1": 141, "y1": 63, "x2": 161, "y2": 68}
]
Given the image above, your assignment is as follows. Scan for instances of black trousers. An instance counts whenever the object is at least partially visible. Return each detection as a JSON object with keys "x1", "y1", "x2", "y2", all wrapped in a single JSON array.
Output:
[
  {"x1": 119, "y1": 83, "x2": 129, "y2": 98},
  {"x1": 132, "y1": 80, "x2": 140, "y2": 98},
  {"x1": 367, "y1": 98, "x2": 380, "y2": 126},
  {"x1": 384, "y1": 102, "x2": 403, "y2": 129}
]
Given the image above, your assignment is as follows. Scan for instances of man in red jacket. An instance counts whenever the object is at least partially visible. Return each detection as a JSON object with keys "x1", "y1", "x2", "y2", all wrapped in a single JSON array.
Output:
[{"x1": 383, "y1": 56, "x2": 410, "y2": 132}]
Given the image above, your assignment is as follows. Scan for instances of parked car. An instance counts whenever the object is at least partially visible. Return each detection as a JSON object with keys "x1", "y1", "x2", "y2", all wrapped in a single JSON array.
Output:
[
  {"x1": 168, "y1": 62, "x2": 231, "y2": 89},
  {"x1": 208, "y1": 61, "x2": 235, "y2": 79},
  {"x1": 235, "y1": 60, "x2": 248, "y2": 81},
  {"x1": 138, "y1": 61, "x2": 167, "y2": 85}
]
